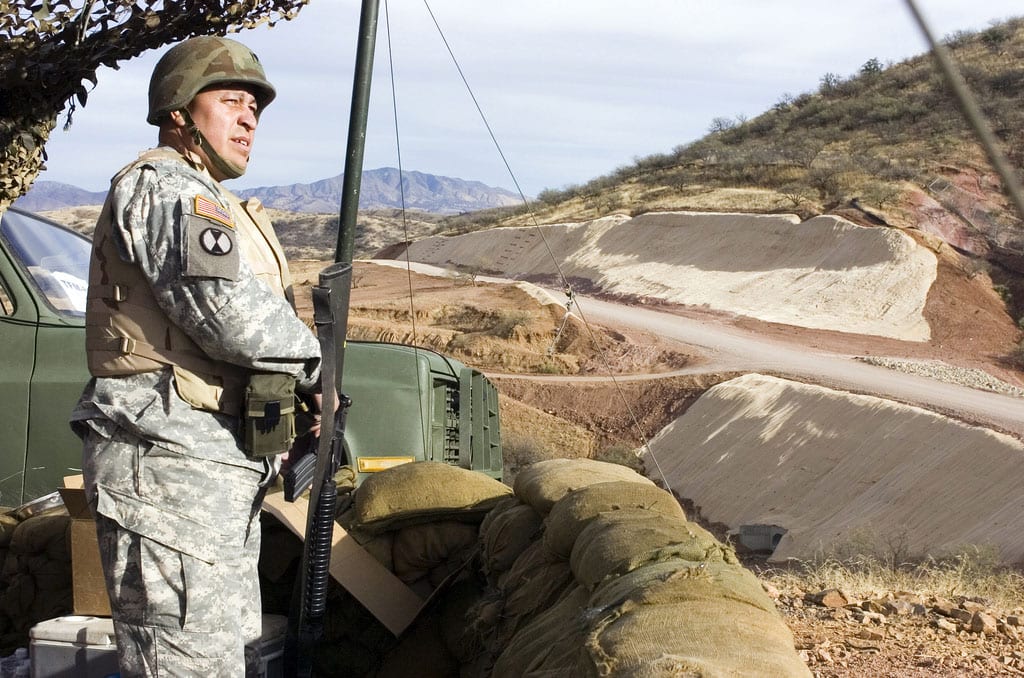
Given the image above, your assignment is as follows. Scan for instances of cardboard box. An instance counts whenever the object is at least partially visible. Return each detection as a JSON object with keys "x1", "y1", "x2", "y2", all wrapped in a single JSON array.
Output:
[
  {"x1": 262, "y1": 492, "x2": 424, "y2": 636},
  {"x1": 59, "y1": 476, "x2": 111, "y2": 617}
]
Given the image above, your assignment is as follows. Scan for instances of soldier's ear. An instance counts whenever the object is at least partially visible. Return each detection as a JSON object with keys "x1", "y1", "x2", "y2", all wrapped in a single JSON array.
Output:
[{"x1": 168, "y1": 109, "x2": 188, "y2": 128}]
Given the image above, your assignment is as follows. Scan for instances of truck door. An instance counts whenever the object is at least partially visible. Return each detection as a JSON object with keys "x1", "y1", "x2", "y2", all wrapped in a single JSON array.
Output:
[{"x1": 0, "y1": 233, "x2": 40, "y2": 506}]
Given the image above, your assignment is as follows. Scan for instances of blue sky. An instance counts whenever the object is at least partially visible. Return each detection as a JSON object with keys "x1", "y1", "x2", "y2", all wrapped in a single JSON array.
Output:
[{"x1": 38, "y1": 1, "x2": 1023, "y2": 198}]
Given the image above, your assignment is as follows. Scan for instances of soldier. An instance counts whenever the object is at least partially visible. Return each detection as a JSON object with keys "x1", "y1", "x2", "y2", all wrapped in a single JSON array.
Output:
[{"x1": 70, "y1": 36, "x2": 321, "y2": 676}]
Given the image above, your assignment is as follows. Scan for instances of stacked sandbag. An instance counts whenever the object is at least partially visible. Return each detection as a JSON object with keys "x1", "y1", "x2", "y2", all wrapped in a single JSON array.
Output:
[
  {"x1": 259, "y1": 462, "x2": 512, "y2": 677},
  {"x1": 0, "y1": 509, "x2": 73, "y2": 654},
  {"x1": 259, "y1": 458, "x2": 810, "y2": 676},
  {"x1": 470, "y1": 458, "x2": 810, "y2": 677}
]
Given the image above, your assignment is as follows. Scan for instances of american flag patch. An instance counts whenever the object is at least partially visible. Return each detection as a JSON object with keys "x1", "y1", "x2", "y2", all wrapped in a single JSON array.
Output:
[{"x1": 194, "y1": 195, "x2": 234, "y2": 229}]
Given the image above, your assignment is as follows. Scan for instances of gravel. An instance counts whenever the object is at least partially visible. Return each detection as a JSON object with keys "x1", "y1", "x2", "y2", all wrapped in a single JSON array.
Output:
[{"x1": 855, "y1": 357, "x2": 1024, "y2": 398}]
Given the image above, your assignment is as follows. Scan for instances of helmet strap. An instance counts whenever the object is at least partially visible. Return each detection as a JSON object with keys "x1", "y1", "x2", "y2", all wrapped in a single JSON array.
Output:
[{"x1": 178, "y1": 109, "x2": 246, "y2": 180}]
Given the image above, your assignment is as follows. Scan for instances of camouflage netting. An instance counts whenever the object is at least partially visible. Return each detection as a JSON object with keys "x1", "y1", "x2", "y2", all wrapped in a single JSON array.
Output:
[
  {"x1": 0, "y1": 0, "x2": 311, "y2": 211},
  {"x1": 259, "y1": 459, "x2": 812, "y2": 677},
  {"x1": 0, "y1": 507, "x2": 73, "y2": 654}
]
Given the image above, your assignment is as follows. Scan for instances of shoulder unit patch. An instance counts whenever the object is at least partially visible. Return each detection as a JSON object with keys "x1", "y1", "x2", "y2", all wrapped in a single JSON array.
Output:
[{"x1": 183, "y1": 215, "x2": 240, "y2": 281}]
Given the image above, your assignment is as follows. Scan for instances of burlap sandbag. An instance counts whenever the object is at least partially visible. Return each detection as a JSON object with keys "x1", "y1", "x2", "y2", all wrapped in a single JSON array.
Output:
[
  {"x1": 392, "y1": 521, "x2": 479, "y2": 585},
  {"x1": 490, "y1": 584, "x2": 589, "y2": 678},
  {"x1": 571, "y1": 509, "x2": 734, "y2": 588},
  {"x1": 373, "y1": 610, "x2": 460, "y2": 678},
  {"x1": 439, "y1": 577, "x2": 486, "y2": 664},
  {"x1": 479, "y1": 499, "x2": 542, "y2": 578},
  {"x1": 352, "y1": 462, "x2": 511, "y2": 533},
  {"x1": 543, "y1": 481, "x2": 686, "y2": 559},
  {"x1": 513, "y1": 458, "x2": 654, "y2": 516},
  {"x1": 0, "y1": 513, "x2": 18, "y2": 548},
  {"x1": 582, "y1": 559, "x2": 810, "y2": 677},
  {"x1": 497, "y1": 540, "x2": 572, "y2": 618},
  {"x1": 12, "y1": 513, "x2": 70, "y2": 561}
]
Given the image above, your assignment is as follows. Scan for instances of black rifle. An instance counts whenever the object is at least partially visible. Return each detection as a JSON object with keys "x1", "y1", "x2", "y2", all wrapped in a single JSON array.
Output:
[
  {"x1": 283, "y1": 261, "x2": 353, "y2": 678},
  {"x1": 284, "y1": 1, "x2": 380, "y2": 675}
]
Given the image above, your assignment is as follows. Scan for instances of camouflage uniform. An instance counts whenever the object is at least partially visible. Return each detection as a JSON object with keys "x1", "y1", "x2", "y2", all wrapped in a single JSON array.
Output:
[{"x1": 71, "y1": 148, "x2": 320, "y2": 677}]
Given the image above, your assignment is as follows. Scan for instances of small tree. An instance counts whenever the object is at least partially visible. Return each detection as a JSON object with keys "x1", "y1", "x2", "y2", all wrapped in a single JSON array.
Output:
[
  {"x1": 819, "y1": 72, "x2": 842, "y2": 94},
  {"x1": 708, "y1": 116, "x2": 737, "y2": 134},
  {"x1": 860, "y1": 57, "x2": 884, "y2": 76}
]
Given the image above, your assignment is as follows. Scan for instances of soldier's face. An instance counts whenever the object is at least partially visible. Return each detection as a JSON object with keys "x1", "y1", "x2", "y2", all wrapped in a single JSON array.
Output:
[{"x1": 187, "y1": 85, "x2": 259, "y2": 180}]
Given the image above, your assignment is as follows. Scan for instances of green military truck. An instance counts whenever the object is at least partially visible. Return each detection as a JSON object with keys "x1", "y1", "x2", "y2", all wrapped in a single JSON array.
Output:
[{"x1": 0, "y1": 206, "x2": 501, "y2": 507}]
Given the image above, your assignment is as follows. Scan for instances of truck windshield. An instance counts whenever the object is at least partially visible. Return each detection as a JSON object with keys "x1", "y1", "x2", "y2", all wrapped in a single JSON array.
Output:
[{"x1": 0, "y1": 209, "x2": 91, "y2": 318}]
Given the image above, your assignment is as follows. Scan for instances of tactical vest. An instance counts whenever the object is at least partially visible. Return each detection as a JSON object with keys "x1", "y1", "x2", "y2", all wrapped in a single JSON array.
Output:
[{"x1": 85, "y1": 148, "x2": 294, "y2": 415}]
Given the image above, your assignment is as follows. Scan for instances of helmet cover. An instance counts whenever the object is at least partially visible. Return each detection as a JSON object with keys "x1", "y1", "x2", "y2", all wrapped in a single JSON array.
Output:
[{"x1": 147, "y1": 36, "x2": 276, "y2": 125}]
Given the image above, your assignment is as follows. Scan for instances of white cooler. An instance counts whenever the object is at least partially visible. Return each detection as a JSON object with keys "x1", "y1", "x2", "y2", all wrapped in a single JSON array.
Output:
[{"x1": 30, "y1": 613, "x2": 288, "y2": 678}]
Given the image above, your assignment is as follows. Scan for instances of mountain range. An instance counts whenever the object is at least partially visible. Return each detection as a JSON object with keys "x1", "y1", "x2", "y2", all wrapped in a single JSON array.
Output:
[{"x1": 14, "y1": 167, "x2": 521, "y2": 214}]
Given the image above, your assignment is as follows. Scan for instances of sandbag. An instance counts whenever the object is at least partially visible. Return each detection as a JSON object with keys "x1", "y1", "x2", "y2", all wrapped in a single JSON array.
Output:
[
  {"x1": 373, "y1": 612, "x2": 460, "y2": 678},
  {"x1": 490, "y1": 584, "x2": 589, "y2": 678},
  {"x1": 583, "y1": 559, "x2": 810, "y2": 677},
  {"x1": 0, "y1": 514, "x2": 18, "y2": 548},
  {"x1": 479, "y1": 499, "x2": 542, "y2": 578},
  {"x1": 570, "y1": 509, "x2": 734, "y2": 588},
  {"x1": 11, "y1": 513, "x2": 70, "y2": 560},
  {"x1": 513, "y1": 458, "x2": 654, "y2": 515},
  {"x1": 352, "y1": 462, "x2": 512, "y2": 533},
  {"x1": 392, "y1": 521, "x2": 478, "y2": 586},
  {"x1": 543, "y1": 480, "x2": 686, "y2": 558},
  {"x1": 438, "y1": 577, "x2": 486, "y2": 664}
]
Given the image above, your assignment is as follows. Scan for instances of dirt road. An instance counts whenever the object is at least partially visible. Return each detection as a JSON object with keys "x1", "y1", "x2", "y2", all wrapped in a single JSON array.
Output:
[
  {"x1": 369, "y1": 259, "x2": 1024, "y2": 438},
  {"x1": 575, "y1": 295, "x2": 1024, "y2": 438}
]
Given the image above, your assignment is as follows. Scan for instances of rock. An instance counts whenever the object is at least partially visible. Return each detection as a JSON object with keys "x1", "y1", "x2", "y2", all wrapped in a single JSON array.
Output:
[
  {"x1": 934, "y1": 618, "x2": 958, "y2": 633},
  {"x1": 861, "y1": 599, "x2": 886, "y2": 614},
  {"x1": 1007, "y1": 615, "x2": 1022, "y2": 627},
  {"x1": 854, "y1": 610, "x2": 886, "y2": 625},
  {"x1": 961, "y1": 600, "x2": 987, "y2": 614},
  {"x1": 810, "y1": 588, "x2": 850, "y2": 608},
  {"x1": 881, "y1": 600, "x2": 916, "y2": 617},
  {"x1": 998, "y1": 622, "x2": 1020, "y2": 640},
  {"x1": 761, "y1": 581, "x2": 781, "y2": 599},
  {"x1": 932, "y1": 598, "x2": 957, "y2": 617},
  {"x1": 971, "y1": 611, "x2": 998, "y2": 636},
  {"x1": 949, "y1": 608, "x2": 973, "y2": 624},
  {"x1": 856, "y1": 629, "x2": 886, "y2": 641}
]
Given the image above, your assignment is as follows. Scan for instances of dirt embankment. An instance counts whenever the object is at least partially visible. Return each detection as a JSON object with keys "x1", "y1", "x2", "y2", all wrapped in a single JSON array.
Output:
[{"x1": 401, "y1": 212, "x2": 940, "y2": 341}]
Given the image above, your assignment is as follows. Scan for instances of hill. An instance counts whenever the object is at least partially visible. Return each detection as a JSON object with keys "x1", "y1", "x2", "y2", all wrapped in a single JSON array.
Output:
[
  {"x1": 239, "y1": 167, "x2": 521, "y2": 214},
  {"x1": 433, "y1": 17, "x2": 1024, "y2": 322},
  {"x1": 17, "y1": 167, "x2": 521, "y2": 215}
]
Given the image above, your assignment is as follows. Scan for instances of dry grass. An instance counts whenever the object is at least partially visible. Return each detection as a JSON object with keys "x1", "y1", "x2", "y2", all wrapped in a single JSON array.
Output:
[{"x1": 756, "y1": 536, "x2": 1024, "y2": 612}]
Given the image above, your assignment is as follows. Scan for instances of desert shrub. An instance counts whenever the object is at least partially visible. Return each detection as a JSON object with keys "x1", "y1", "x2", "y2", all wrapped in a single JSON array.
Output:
[
  {"x1": 1010, "y1": 339, "x2": 1024, "y2": 368},
  {"x1": 592, "y1": 443, "x2": 643, "y2": 474},
  {"x1": 981, "y1": 23, "x2": 1013, "y2": 49},
  {"x1": 943, "y1": 29, "x2": 977, "y2": 49},
  {"x1": 490, "y1": 310, "x2": 531, "y2": 339}
]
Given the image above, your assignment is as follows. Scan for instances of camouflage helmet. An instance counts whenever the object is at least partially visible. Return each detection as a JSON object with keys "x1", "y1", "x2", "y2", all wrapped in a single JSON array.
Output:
[{"x1": 147, "y1": 36, "x2": 276, "y2": 125}]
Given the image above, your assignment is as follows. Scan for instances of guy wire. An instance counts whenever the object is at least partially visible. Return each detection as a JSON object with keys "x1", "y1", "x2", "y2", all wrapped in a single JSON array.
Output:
[
  {"x1": 422, "y1": 0, "x2": 670, "y2": 492},
  {"x1": 383, "y1": 0, "x2": 429, "y2": 448}
]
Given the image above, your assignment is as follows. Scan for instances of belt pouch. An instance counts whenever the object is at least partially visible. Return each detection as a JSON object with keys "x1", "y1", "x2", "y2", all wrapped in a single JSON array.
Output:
[{"x1": 243, "y1": 372, "x2": 297, "y2": 457}]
